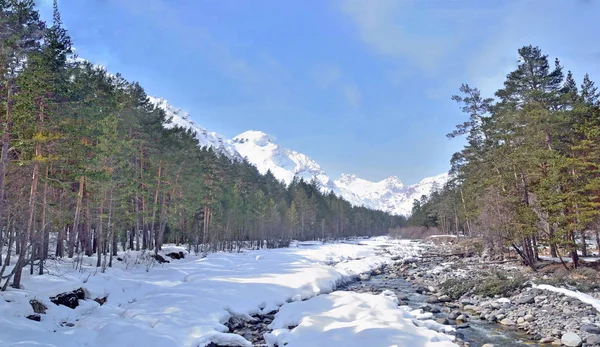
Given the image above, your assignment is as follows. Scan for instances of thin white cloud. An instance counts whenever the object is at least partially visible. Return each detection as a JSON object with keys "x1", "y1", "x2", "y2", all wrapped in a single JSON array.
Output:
[
  {"x1": 312, "y1": 64, "x2": 362, "y2": 108},
  {"x1": 342, "y1": 82, "x2": 362, "y2": 108},
  {"x1": 111, "y1": 0, "x2": 289, "y2": 102},
  {"x1": 340, "y1": 0, "x2": 459, "y2": 74}
]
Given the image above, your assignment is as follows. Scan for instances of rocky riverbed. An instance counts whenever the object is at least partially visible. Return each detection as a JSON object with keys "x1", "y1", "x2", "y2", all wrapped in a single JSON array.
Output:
[{"x1": 398, "y1": 244, "x2": 600, "y2": 347}]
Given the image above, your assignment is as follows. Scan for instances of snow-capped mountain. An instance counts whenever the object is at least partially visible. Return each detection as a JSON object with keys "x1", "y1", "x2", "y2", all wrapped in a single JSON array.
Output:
[
  {"x1": 231, "y1": 130, "x2": 334, "y2": 188},
  {"x1": 334, "y1": 173, "x2": 450, "y2": 216},
  {"x1": 151, "y1": 97, "x2": 449, "y2": 216},
  {"x1": 149, "y1": 96, "x2": 241, "y2": 161}
]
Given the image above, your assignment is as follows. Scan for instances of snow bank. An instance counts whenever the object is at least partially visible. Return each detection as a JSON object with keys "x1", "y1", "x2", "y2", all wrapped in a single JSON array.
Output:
[
  {"x1": 533, "y1": 284, "x2": 600, "y2": 313},
  {"x1": 266, "y1": 291, "x2": 457, "y2": 347},
  {"x1": 0, "y1": 237, "x2": 424, "y2": 347}
]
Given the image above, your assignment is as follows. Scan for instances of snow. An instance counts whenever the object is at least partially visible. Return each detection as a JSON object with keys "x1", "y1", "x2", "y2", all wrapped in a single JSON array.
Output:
[
  {"x1": 0, "y1": 238, "x2": 454, "y2": 347},
  {"x1": 148, "y1": 96, "x2": 450, "y2": 216},
  {"x1": 533, "y1": 284, "x2": 600, "y2": 313},
  {"x1": 539, "y1": 256, "x2": 600, "y2": 263},
  {"x1": 232, "y1": 130, "x2": 331, "y2": 187},
  {"x1": 267, "y1": 291, "x2": 456, "y2": 347}
]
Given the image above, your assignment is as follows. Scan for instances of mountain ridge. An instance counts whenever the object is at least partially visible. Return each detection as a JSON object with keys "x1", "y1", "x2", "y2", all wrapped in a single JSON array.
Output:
[{"x1": 151, "y1": 97, "x2": 449, "y2": 216}]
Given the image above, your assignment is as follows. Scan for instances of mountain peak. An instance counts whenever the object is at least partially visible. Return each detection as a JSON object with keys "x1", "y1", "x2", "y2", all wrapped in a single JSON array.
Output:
[
  {"x1": 381, "y1": 176, "x2": 404, "y2": 189},
  {"x1": 338, "y1": 173, "x2": 357, "y2": 183},
  {"x1": 233, "y1": 130, "x2": 276, "y2": 146}
]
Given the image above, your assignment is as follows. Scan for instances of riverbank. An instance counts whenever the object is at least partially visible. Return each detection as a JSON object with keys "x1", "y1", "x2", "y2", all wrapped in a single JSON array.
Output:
[{"x1": 400, "y1": 241, "x2": 600, "y2": 347}]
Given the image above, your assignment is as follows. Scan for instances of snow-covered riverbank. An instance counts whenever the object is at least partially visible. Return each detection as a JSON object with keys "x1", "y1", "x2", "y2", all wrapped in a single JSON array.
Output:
[{"x1": 0, "y1": 238, "x2": 456, "y2": 347}]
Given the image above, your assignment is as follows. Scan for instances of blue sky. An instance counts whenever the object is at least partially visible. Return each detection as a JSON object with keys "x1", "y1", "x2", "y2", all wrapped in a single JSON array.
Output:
[{"x1": 37, "y1": 0, "x2": 600, "y2": 184}]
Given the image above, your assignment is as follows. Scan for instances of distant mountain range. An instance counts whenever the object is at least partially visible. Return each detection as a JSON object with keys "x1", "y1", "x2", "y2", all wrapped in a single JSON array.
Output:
[{"x1": 149, "y1": 96, "x2": 449, "y2": 216}]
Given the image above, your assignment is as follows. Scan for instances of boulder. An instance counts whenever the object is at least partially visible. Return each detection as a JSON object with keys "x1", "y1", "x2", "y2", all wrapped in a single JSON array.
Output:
[
  {"x1": 561, "y1": 332, "x2": 582, "y2": 347},
  {"x1": 499, "y1": 318, "x2": 515, "y2": 326},
  {"x1": 438, "y1": 295, "x2": 452, "y2": 303},
  {"x1": 515, "y1": 294, "x2": 535, "y2": 305},
  {"x1": 427, "y1": 296, "x2": 440, "y2": 304},
  {"x1": 581, "y1": 324, "x2": 600, "y2": 335},
  {"x1": 586, "y1": 335, "x2": 600, "y2": 345}
]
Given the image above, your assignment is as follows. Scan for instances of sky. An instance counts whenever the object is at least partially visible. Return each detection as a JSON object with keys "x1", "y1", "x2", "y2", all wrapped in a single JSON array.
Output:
[{"x1": 37, "y1": 0, "x2": 600, "y2": 185}]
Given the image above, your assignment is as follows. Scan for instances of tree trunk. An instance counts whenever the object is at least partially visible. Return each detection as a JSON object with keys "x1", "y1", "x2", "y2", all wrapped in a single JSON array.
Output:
[
  {"x1": 0, "y1": 81, "x2": 13, "y2": 266},
  {"x1": 459, "y1": 187, "x2": 472, "y2": 236},
  {"x1": 581, "y1": 230, "x2": 588, "y2": 257},
  {"x1": 97, "y1": 192, "x2": 104, "y2": 268},
  {"x1": 69, "y1": 176, "x2": 85, "y2": 258},
  {"x1": 569, "y1": 231, "x2": 579, "y2": 268},
  {"x1": 39, "y1": 167, "x2": 49, "y2": 275},
  {"x1": 13, "y1": 159, "x2": 40, "y2": 288},
  {"x1": 151, "y1": 164, "x2": 162, "y2": 253}
]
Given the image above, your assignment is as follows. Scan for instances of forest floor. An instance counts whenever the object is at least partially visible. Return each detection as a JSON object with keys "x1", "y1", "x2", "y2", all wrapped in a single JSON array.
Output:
[{"x1": 0, "y1": 237, "x2": 458, "y2": 347}]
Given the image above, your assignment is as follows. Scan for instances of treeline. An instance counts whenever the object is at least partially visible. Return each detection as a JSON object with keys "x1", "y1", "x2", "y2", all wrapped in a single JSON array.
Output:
[
  {"x1": 409, "y1": 45, "x2": 600, "y2": 270},
  {"x1": 0, "y1": 1, "x2": 404, "y2": 289}
]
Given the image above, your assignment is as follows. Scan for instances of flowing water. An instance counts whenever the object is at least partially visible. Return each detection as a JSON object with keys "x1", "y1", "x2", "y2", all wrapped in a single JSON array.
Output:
[{"x1": 342, "y1": 272, "x2": 545, "y2": 347}]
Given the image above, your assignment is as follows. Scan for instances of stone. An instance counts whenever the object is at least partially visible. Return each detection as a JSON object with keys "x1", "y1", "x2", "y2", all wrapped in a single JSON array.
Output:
[
  {"x1": 415, "y1": 287, "x2": 428, "y2": 294},
  {"x1": 534, "y1": 295, "x2": 547, "y2": 303},
  {"x1": 396, "y1": 294, "x2": 409, "y2": 301},
  {"x1": 517, "y1": 317, "x2": 525, "y2": 324},
  {"x1": 436, "y1": 318, "x2": 450, "y2": 325},
  {"x1": 448, "y1": 311, "x2": 460, "y2": 319},
  {"x1": 500, "y1": 318, "x2": 515, "y2": 326},
  {"x1": 524, "y1": 314, "x2": 534, "y2": 322},
  {"x1": 515, "y1": 295, "x2": 536, "y2": 305},
  {"x1": 561, "y1": 332, "x2": 582, "y2": 347},
  {"x1": 481, "y1": 344, "x2": 495, "y2": 347},
  {"x1": 581, "y1": 324, "x2": 600, "y2": 335},
  {"x1": 427, "y1": 296, "x2": 440, "y2": 304},
  {"x1": 586, "y1": 335, "x2": 600, "y2": 345},
  {"x1": 461, "y1": 299, "x2": 477, "y2": 306},
  {"x1": 429, "y1": 307, "x2": 440, "y2": 314},
  {"x1": 359, "y1": 273, "x2": 371, "y2": 281},
  {"x1": 463, "y1": 304, "x2": 478, "y2": 312},
  {"x1": 540, "y1": 336, "x2": 554, "y2": 343},
  {"x1": 438, "y1": 295, "x2": 452, "y2": 303}
]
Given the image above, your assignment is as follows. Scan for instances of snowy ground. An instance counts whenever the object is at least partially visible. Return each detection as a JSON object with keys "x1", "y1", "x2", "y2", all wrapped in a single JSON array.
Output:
[{"x1": 0, "y1": 237, "x2": 457, "y2": 347}]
